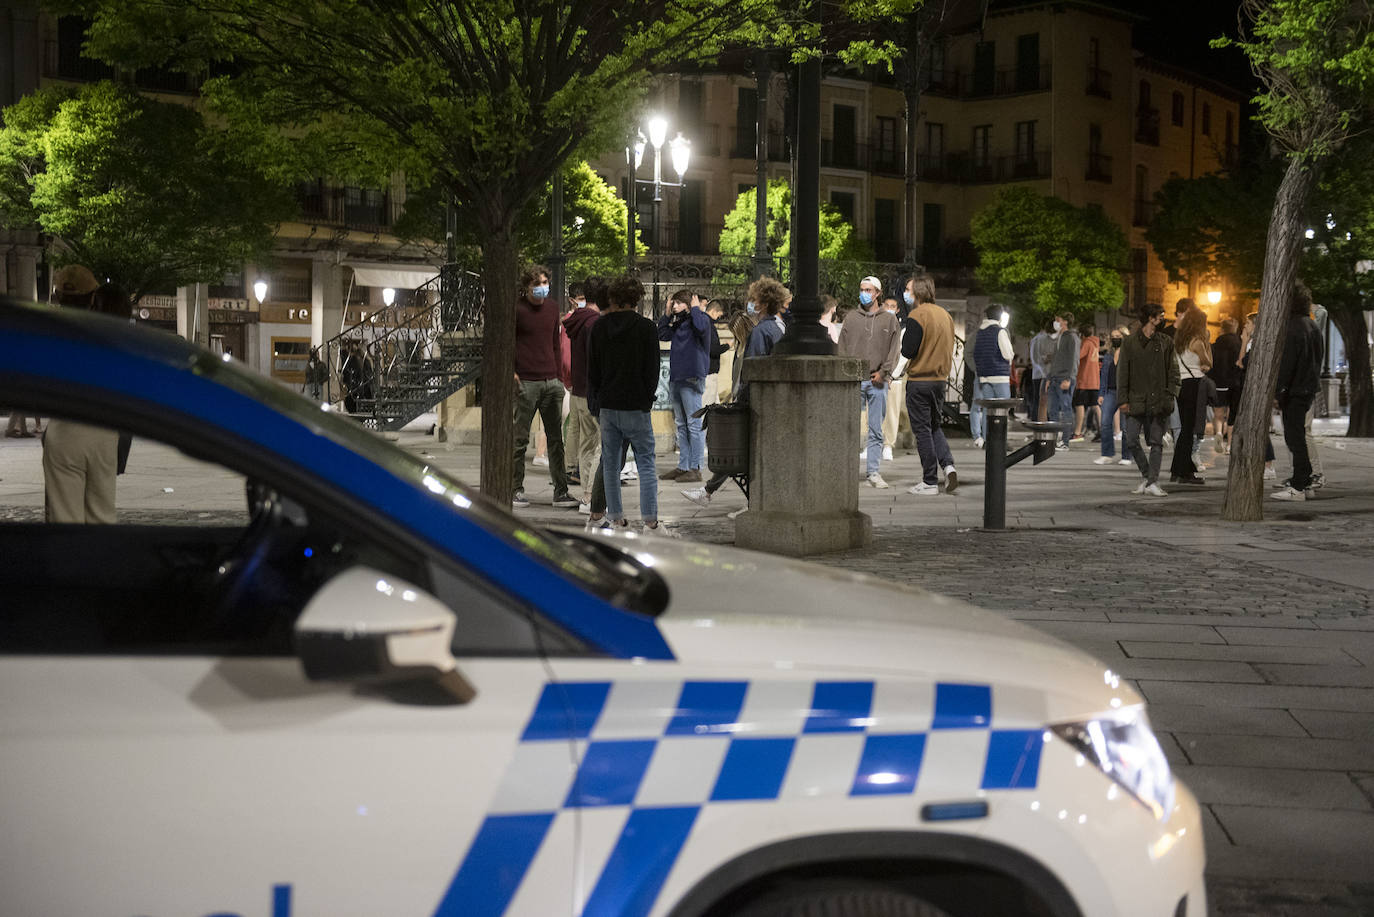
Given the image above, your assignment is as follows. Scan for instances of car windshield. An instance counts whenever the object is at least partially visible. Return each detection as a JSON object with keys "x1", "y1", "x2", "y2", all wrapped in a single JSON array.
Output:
[{"x1": 190, "y1": 348, "x2": 638, "y2": 602}]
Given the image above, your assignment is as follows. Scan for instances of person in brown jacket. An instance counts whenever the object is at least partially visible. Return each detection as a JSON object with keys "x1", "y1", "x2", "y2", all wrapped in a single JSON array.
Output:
[
  {"x1": 838, "y1": 278, "x2": 902, "y2": 489},
  {"x1": 900, "y1": 274, "x2": 958, "y2": 495}
]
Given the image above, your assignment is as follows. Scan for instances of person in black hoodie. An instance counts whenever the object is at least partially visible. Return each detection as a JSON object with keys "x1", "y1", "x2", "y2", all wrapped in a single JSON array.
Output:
[
  {"x1": 1270, "y1": 284, "x2": 1324, "y2": 501},
  {"x1": 586, "y1": 277, "x2": 673, "y2": 534}
]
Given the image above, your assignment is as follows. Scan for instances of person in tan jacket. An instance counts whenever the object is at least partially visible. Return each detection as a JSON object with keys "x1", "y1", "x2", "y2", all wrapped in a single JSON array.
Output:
[{"x1": 900, "y1": 274, "x2": 958, "y2": 495}]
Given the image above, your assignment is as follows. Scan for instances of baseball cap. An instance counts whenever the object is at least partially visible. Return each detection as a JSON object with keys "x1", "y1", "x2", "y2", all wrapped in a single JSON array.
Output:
[{"x1": 860, "y1": 275, "x2": 882, "y2": 291}]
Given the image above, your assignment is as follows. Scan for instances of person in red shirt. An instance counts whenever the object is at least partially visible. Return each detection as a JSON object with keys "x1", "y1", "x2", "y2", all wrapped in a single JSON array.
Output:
[{"x1": 512, "y1": 265, "x2": 577, "y2": 509}]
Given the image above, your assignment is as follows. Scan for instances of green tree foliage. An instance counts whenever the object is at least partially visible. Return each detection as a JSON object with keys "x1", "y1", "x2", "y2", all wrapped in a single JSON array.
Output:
[
  {"x1": 0, "y1": 81, "x2": 294, "y2": 303},
  {"x1": 1213, "y1": 0, "x2": 1374, "y2": 520},
  {"x1": 1146, "y1": 167, "x2": 1276, "y2": 299},
  {"x1": 718, "y1": 178, "x2": 872, "y2": 262},
  {"x1": 970, "y1": 187, "x2": 1127, "y2": 333}
]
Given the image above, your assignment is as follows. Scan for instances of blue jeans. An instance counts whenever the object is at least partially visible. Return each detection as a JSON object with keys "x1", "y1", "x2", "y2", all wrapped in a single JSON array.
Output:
[
  {"x1": 905, "y1": 380, "x2": 954, "y2": 485},
  {"x1": 1049, "y1": 378, "x2": 1075, "y2": 444},
  {"x1": 669, "y1": 378, "x2": 705, "y2": 470},
  {"x1": 1100, "y1": 389, "x2": 1119, "y2": 457},
  {"x1": 860, "y1": 380, "x2": 887, "y2": 474},
  {"x1": 969, "y1": 379, "x2": 1011, "y2": 441},
  {"x1": 599, "y1": 409, "x2": 658, "y2": 522}
]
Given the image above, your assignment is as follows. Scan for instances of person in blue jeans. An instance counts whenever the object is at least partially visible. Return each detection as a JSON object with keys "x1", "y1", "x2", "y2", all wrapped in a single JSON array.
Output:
[
  {"x1": 968, "y1": 303, "x2": 1013, "y2": 448},
  {"x1": 1046, "y1": 312, "x2": 1080, "y2": 447},
  {"x1": 586, "y1": 276, "x2": 672, "y2": 534},
  {"x1": 1094, "y1": 326, "x2": 1134, "y2": 465},
  {"x1": 658, "y1": 289, "x2": 710, "y2": 484}
]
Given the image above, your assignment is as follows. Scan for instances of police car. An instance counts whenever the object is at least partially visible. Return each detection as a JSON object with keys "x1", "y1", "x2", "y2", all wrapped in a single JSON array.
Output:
[{"x1": 0, "y1": 299, "x2": 1205, "y2": 917}]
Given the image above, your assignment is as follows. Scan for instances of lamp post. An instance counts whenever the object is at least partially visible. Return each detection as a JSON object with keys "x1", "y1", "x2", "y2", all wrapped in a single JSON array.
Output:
[
  {"x1": 253, "y1": 280, "x2": 268, "y2": 304},
  {"x1": 627, "y1": 116, "x2": 691, "y2": 315}
]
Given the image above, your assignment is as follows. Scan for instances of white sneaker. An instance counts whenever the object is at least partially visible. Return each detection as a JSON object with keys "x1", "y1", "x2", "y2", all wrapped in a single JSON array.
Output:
[
  {"x1": 1162, "y1": 433, "x2": 1174, "y2": 448},
  {"x1": 1118, "y1": 458, "x2": 1133, "y2": 465},
  {"x1": 1263, "y1": 467, "x2": 1277, "y2": 480},
  {"x1": 642, "y1": 521, "x2": 681, "y2": 538},
  {"x1": 532, "y1": 455, "x2": 549, "y2": 467},
  {"x1": 859, "y1": 449, "x2": 867, "y2": 462},
  {"x1": 973, "y1": 437, "x2": 985, "y2": 449},
  {"x1": 1132, "y1": 480, "x2": 1149, "y2": 494},
  {"x1": 584, "y1": 514, "x2": 613, "y2": 532},
  {"x1": 682, "y1": 487, "x2": 711, "y2": 507},
  {"x1": 908, "y1": 482, "x2": 939, "y2": 495},
  {"x1": 882, "y1": 445, "x2": 894, "y2": 461},
  {"x1": 1145, "y1": 482, "x2": 1168, "y2": 497},
  {"x1": 942, "y1": 466, "x2": 958, "y2": 494},
  {"x1": 1093, "y1": 456, "x2": 1115, "y2": 465},
  {"x1": 578, "y1": 501, "x2": 591, "y2": 515},
  {"x1": 1268, "y1": 486, "x2": 1307, "y2": 501},
  {"x1": 1056, "y1": 442, "x2": 1068, "y2": 452},
  {"x1": 866, "y1": 472, "x2": 890, "y2": 489},
  {"x1": 727, "y1": 507, "x2": 748, "y2": 520},
  {"x1": 512, "y1": 490, "x2": 530, "y2": 508},
  {"x1": 620, "y1": 460, "x2": 638, "y2": 481}
]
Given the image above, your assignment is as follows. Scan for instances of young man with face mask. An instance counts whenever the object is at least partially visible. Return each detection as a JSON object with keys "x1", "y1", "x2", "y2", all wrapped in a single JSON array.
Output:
[
  {"x1": 1117, "y1": 303, "x2": 1180, "y2": 497},
  {"x1": 1094, "y1": 326, "x2": 1133, "y2": 465},
  {"x1": 512, "y1": 264, "x2": 576, "y2": 509},
  {"x1": 1047, "y1": 313, "x2": 1081, "y2": 448},
  {"x1": 880, "y1": 293, "x2": 907, "y2": 462},
  {"x1": 839, "y1": 277, "x2": 902, "y2": 487}
]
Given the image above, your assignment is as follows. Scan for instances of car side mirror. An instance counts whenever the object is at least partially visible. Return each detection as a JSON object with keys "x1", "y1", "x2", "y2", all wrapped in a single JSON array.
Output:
[{"x1": 295, "y1": 566, "x2": 475, "y2": 703}]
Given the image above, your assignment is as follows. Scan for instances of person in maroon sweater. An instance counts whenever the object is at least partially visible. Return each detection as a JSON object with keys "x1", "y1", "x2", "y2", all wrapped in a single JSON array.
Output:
[{"x1": 512, "y1": 265, "x2": 576, "y2": 509}]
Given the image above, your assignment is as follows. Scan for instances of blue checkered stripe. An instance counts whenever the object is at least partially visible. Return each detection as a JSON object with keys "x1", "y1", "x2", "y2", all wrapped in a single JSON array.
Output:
[{"x1": 434, "y1": 679, "x2": 1043, "y2": 917}]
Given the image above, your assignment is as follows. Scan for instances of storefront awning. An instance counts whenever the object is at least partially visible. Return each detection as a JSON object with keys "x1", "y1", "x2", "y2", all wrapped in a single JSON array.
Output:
[{"x1": 347, "y1": 263, "x2": 440, "y2": 290}]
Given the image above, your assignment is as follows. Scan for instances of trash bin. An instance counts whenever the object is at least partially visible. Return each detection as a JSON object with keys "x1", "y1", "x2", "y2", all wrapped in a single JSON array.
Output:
[{"x1": 705, "y1": 403, "x2": 750, "y2": 476}]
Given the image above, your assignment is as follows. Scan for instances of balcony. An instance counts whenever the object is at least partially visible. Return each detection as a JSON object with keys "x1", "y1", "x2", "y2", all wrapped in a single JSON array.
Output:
[
  {"x1": 923, "y1": 68, "x2": 959, "y2": 96},
  {"x1": 1087, "y1": 66, "x2": 1112, "y2": 99},
  {"x1": 916, "y1": 150, "x2": 1051, "y2": 184},
  {"x1": 1135, "y1": 108, "x2": 1161, "y2": 146},
  {"x1": 1132, "y1": 199, "x2": 1156, "y2": 227},
  {"x1": 962, "y1": 64, "x2": 1052, "y2": 98},
  {"x1": 729, "y1": 127, "x2": 789, "y2": 162},
  {"x1": 295, "y1": 182, "x2": 404, "y2": 233},
  {"x1": 1086, "y1": 152, "x2": 1113, "y2": 183},
  {"x1": 684, "y1": 123, "x2": 721, "y2": 158}
]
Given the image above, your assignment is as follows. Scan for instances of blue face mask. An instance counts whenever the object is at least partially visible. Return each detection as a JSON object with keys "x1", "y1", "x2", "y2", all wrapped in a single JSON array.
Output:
[
  {"x1": 859, "y1": 291, "x2": 874, "y2": 306},
  {"x1": 531, "y1": 284, "x2": 549, "y2": 300},
  {"x1": 903, "y1": 291, "x2": 915, "y2": 306},
  {"x1": 746, "y1": 301, "x2": 756, "y2": 315}
]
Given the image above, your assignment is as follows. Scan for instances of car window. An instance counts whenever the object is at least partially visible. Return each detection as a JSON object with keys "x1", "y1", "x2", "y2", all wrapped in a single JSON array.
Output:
[{"x1": 0, "y1": 416, "x2": 560, "y2": 658}]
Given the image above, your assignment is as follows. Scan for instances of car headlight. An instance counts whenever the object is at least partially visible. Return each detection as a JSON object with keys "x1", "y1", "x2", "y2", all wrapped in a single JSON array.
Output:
[{"x1": 1050, "y1": 707, "x2": 1175, "y2": 819}]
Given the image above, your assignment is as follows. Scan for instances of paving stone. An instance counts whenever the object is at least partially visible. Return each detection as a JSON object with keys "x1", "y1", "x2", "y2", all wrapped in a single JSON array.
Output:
[
  {"x1": 1255, "y1": 664, "x2": 1374, "y2": 687},
  {"x1": 1211, "y1": 806, "x2": 1374, "y2": 866},
  {"x1": 1107, "y1": 612, "x2": 1316, "y2": 628},
  {"x1": 1031, "y1": 620, "x2": 1228, "y2": 644},
  {"x1": 1175, "y1": 733, "x2": 1374, "y2": 770},
  {"x1": 1209, "y1": 877, "x2": 1374, "y2": 917},
  {"x1": 1108, "y1": 658, "x2": 1264, "y2": 683},
  {"x1": 1289, "y1": 710, "x2": 1374, "y2": 741},
  {"x1": 1138, "y1": 681, "x2": 1374, "y2": 713},
  {"x1": 1215, "y1": 628, "x2": 1374, "y2": 649},
  {"x1": 1121, "y1": 641, "x2": 1358, "y2": 665},
  {"x1": 1174, "y1": 765, "x2": 1371, "y2": 810},
  {"x1": 1146, "y1": 703, "x2": 1308, "y2": 737}
]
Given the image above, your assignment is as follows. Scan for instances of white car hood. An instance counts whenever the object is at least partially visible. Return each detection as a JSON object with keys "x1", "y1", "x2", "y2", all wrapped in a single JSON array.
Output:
[{"x1": 608, "y1": 534, "x2": 1135, "y2": 725}]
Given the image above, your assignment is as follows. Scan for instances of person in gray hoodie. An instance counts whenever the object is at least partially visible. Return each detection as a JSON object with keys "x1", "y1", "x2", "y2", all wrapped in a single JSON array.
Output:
[
  {"x1": 838, "y1": 278, "x2": 902, "y2": 488},
  {"x1": 1047, "y1": 312, "x2": 1081, "y2": 447}
]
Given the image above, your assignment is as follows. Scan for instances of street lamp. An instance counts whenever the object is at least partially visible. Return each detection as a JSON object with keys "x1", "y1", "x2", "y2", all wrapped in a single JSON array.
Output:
[
  {"x1": 626, "y1": 115, "x2": 691, "y2": 315},
  {"x1": 253, "y1": 280, "x2": 268, "y2": 304},
  {"x1": 1206, "y1": 289, "x2": 1222, "y2": 305},
  {"x1": 382, "y1": 287, "x2": 396, "y2": 307}
]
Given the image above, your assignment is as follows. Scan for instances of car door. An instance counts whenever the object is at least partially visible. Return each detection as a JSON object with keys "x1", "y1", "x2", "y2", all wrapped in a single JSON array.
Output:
[{"x1": 0, "y1": 425, "x2": 577, "y2": 917}]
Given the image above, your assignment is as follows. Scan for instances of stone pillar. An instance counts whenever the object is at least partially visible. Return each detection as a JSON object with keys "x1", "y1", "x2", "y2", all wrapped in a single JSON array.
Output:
[
  {"x1": 176, "y1": 283, "x2": 209, "y2": 346},
  {"x1": 311, "y1": 256, "x2": 344, "y2": 347},
  {"x1": 2, "y1": 241, "x2": 40, "y2": 300},
  {"x1": 735, "y1": 355, "x2": 871, "y2": 556}
]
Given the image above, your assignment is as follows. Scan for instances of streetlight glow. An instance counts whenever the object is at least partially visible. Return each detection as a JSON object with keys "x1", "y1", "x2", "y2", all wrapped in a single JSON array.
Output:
[
  {"x1": 669, "y1": 133, "x2": 691, "y2": 179},
  {"x1": 647, "y1": 115, "x2": 668, "y2": 150},
  {"x1": 253, "y1": 280, "x2": 268, "y2": 303},
  {"x1": 1206, "y1": 290, "x2": 1222, "y2": 305},
  {"x1": 382, "y1": 287, "x2": 396, "y2": 306}
]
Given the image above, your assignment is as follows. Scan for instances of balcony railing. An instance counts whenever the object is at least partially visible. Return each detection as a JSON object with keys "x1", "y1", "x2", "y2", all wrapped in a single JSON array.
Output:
[
  {"x1": 915, "y1": 150, "x2": 1051, "y2": 184},
  {"x1": 962, "y1": 64, "x2": 1052, "y2": 98},
  {"x1": 296, "y1": 182, "x2": 404, "y2": 233},
  {"x1": 729, "y1": 127, "x2": 789, "y2": 162},
  {"x1": 1135, "y1": 108, "x2": 1161, "y2": 146},
  {"x1": 1133, "y1": 199, "x2": 1156, "y2": 227},
  {"x1": 1087, "y1": 66, "x2": 1112, "y2": 99},
  {"x1": 1086, "y1": 152, "x2": 1113, "y2": 183},
  {"x1": 923, "y1": 68, "x2": 959, "y2": 96}
]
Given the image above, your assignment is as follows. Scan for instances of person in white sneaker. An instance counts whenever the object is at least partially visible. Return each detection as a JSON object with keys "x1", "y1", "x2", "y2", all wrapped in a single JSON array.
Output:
[
  {"x1": 838, "y1": 275, "x2": 902, "y2": 487},
  {"x1": 1117, "y1": 303, "x2": 1179, "y2": 497},
  {"x1": 899, "y1": 273, "x2": 958, "y2": 496},
  {"x1": 968, "y1": 303, "x2": 1014, "y2": 451},
  {"x1": 879, "y1": 294, "x2": 907, "y2": 462},
  {"x1": 1270, "y1": 285, "x2": 1324, "y2": 502},
  {"x1": 1095, "y1": 325, "x2": 1132, "y2": 466}
]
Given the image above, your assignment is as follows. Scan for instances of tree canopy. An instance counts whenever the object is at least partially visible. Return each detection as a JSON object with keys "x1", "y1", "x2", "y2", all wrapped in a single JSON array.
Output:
[
  {"x1": 718, "y1": 178, "x2": 872, "y2": 263},
  {"x1": 970, "y1": 187, "x2": 1128, "y2": 332},
  {"x1": 1146, "y1": 165, "x2": 1275, "y2": 299},
  {"x1": 0, "y1": 81, "x2": 293, "y2": 302}
]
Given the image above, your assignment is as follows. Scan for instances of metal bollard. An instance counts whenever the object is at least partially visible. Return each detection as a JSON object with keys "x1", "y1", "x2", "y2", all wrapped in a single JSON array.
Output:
[{"x1": 978, "y1": 397, "x2": 1071, "y2": 530}]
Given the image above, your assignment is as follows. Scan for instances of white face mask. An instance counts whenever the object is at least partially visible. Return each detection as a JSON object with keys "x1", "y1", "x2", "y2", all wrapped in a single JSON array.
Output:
[
  {"x1": 574, "y1": 299, "x2": 586, "y2": 309},
  {"x1": 1053, "y1": 320, "x2": 1062, "y2": 332}
]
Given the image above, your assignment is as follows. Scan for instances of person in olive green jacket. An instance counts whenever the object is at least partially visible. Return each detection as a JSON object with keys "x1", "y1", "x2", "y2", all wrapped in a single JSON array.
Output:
[{"x1": 1116, "y1": 303, "x2": 1180, "y2": 496}]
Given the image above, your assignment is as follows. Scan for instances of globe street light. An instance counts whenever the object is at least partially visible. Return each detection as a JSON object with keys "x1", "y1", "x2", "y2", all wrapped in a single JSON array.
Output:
[
  {"x1": 626, "y1": 116, "x2": 691, "y2": 315},
  {"x1": 382, "y1": 287, "x2": 396, "y2": 307},
  {"x1": 253, "y1": 280, "x2": 268, "y2": 304}
]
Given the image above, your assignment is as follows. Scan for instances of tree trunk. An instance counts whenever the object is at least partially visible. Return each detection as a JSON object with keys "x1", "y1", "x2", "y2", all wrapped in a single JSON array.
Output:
[
  {"x1": 1332, "y1": 308, "x2": 1374, "y2": 436},
  {"x1": 478, "y1": 216, "x2": 519, "y2": 508},
  {"x1": 1222, "y1": 157, "x2": 1316, "y2": 522}
]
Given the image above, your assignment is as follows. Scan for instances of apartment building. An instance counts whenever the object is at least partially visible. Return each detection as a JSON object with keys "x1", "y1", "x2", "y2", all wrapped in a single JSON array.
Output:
[
  {"x1": 12, "y1": 13, "x2": 438, "y2": 384},
  {"x1": 593, "y1": 0, "x2": 1242, "y2": 319}
]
